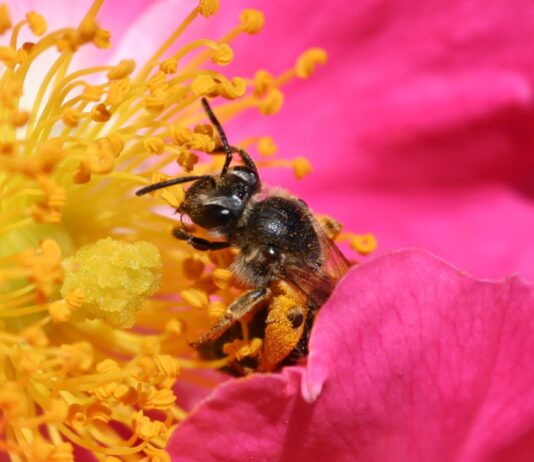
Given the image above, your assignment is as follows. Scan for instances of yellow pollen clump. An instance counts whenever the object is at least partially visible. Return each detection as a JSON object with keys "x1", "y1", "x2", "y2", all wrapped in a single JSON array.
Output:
[{"x1": 61, "y1": 238, "x2": 162, "y2": 327}]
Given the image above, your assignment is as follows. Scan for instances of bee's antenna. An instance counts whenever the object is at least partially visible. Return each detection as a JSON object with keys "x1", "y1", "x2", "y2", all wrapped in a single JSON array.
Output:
[
  {"x1": 201, "y1": 97, "x2": 233, "y2": 176},
  {"x1": 136, "y1": 175, "x2": 212, "y2": 196}
]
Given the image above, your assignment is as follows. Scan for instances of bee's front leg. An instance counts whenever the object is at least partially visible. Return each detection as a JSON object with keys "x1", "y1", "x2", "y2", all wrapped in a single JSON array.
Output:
[
  {"x1": 190, "y1": 287, "x2": 271, "y2": 348},
  {"x1": 173, "y1": 228, "x2": 231, "y2": 251}
]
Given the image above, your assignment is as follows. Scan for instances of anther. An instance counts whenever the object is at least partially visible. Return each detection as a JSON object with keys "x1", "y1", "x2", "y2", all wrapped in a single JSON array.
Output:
[
  {"x1": 144, "y1": 137, "x2": 165, "y2": 155},
  {"x1": 292, "y1": 157, "x2": 312, "y2": 179},
  {"x1": 296, "y1": 48, "x2": 328, "y2": 79},
  {"x1": 26, "y1": 12, "x2": 47, "y2": 36},
  {"x1": 199, "y1": 0, "x2": 220, "y2": 18},
  {"x1": 62, "y1": 107, "x2": 83, "y2": 127},
  {"x1": 107, "y1": 59, "x2": 135, "y2": 80},
  {"x1": 258, "y1": 137, "x2": 277, "y2": 156},
  {"x1": 180, "y1": 288, "x2": 209, "y2": 309},
  {"x1": 239, "y1": 9, "x2": 265, "y2": 34},
  {"x1": 351, "y1": 233, "x2": 378, "y2": 255},
  {"x1": 144, "y1": 89, "x2": 168, "y2": 113},
  {"x1": 258, "y1": 88, "x2": 284, "y2": 115},
  {"x1": 211, "y1": 43, "x2": 233, "y2": 65},
  {"x1": 0, "y1": 46, "x2": 19, "y2": 67},
  {"x1": 177, "y1": 149, "x2": 199, "y2": 172},
  {"x1": 91, "y1": 103, "x2": 111, "y2": 122},
  {"x1": 212, "y1": 268, "x2": 233, "y2": 290},
  {"x1": 218, "y1": 76, "x2": 246, "y2": 99},
  {"x1": 82, "y1": 84, "x2": 103, "y2": 102},
  {"x1": 191, "y1": 74, "x2": 217, "y2": 96},
  {"x1": 208, "y1": 301, "x2": 226, "y2": 322},
  {"x1": 132, "y1": 411, "x2": 166, "y2": 440},
  {"x1": 11, "y1": 110, "x2": 29, "y2": 127},
  {"x1": 254, "y1": 70, "x2": 274, "y2": 96},
  {"x1": 0, "y1": 5, "x2": 11, "y2": 34},
  {"x1": 160, "y1": 58, "x2": 178, "y2": 74},
  {"x1": 93, "y1": 27, "x2": 111, "y2": 49}
]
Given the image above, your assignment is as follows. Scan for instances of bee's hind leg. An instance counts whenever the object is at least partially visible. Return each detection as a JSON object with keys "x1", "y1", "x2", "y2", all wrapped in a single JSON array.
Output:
[{"x1": 190, "y1": 287, "x2": 271, "y2": 348}]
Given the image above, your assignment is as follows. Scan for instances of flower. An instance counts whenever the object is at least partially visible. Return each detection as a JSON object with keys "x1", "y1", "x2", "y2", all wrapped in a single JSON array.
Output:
[
  {"x1": 0, "y1": 0, "x2": 349, "y2": 459},
  {"x1": 211, "y1": 1, "x2": 534, "y2": 280},
  {"x1": 169, "y1": 249, "x2": 534, "y2": 461}
]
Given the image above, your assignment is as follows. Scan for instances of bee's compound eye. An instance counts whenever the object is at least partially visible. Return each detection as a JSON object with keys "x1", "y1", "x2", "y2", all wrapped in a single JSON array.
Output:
[{"x1": 286, "y1": 307, "x2": 304, "y2": 329}]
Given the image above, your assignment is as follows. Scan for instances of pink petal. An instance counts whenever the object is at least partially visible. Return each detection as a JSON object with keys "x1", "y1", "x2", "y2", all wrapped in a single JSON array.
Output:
[
  {"x1": 169, "y1": 249, "x2": 534, "y2": 461},
  {"x1": 238, "y1": 0, "x2": 534, "y2": 191}
]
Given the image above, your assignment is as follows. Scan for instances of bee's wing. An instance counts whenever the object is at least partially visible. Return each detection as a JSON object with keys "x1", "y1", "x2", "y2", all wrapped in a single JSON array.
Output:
[
  {"x1": 280, "y1": 222, "x2": 350, "y2": 308},
  {"x1": 280, "y1": 265, "x2": 337, "y2": 309},
  {"x1": 319, "y1": 231, "x2": 351, "y2": 280}
]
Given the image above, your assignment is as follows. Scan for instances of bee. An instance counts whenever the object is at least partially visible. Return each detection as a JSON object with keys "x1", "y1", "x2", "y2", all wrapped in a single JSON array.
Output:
[{"x1": 136, "y1": 98, "x2": 349, "y2": 375}]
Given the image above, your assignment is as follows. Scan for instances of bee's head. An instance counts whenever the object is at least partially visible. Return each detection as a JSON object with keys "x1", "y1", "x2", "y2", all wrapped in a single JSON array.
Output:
[
  {"x1": 137, "y1": 98, "x2": 261, "y2": 233},
  {"x1": 178, "y1": 167, "x2": 259, "y2": 231}
]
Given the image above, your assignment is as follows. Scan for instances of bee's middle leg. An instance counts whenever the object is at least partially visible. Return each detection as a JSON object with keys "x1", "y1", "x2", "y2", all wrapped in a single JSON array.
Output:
[{"x1": 191, "y1": 287, "x2": 271, "y2": 347}]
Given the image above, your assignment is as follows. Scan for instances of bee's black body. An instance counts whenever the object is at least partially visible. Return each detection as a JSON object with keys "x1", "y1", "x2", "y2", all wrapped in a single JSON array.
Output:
[{"x1": 137, "y1": 97, "x2": 348, "y2": 375}]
